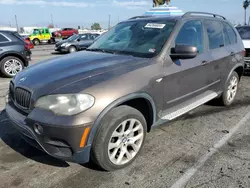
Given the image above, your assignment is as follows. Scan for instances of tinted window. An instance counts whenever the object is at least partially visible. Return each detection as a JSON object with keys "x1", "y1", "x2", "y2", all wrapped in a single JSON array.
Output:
[
  {"x1": 0, "y1": 34, "x2": 9, "y2": 42},
  {"x1": 175, "y1": 20, "x2": 204, "y2": 53},
  {"x1": 45, "y1": 29, "x2": 49, "y2": 34},
  {"x1": 80, "y1": 35, "x2": 88, "y2": 40},
  {"x1": 236, "y1": 26, "x2": 250, "y2": 40},
  {"x1": 204, "y1": 20, "x2": 224, "y2": 50},
  {"x1": 223, "y1": 23, "x2": 237, "y2": 44}
]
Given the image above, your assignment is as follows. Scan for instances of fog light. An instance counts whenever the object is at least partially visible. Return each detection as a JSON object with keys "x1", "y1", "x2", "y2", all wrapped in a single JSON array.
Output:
[{"x1": 34, "y1": 124, "x2": 43, "y2": 135}]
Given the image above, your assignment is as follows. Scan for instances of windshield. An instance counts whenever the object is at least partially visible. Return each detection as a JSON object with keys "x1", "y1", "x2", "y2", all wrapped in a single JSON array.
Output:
[
  {"x1": 236, "y1": 27, "x2": 250, "y2": 40},
  {"x1": 32, "y1": 29, "x2": 41, "y2": 35},
  {"x1": 88, "y1": 20, "x2": 176, "y2": 58},
  {"x1": 67, "y1": 34, "x2": 79, "y2": 42}
]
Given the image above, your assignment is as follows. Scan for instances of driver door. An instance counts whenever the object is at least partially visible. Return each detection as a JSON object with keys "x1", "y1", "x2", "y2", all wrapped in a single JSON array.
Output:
[{"x1": 163, "y1": 20, "x2": 211, "y2": 108}]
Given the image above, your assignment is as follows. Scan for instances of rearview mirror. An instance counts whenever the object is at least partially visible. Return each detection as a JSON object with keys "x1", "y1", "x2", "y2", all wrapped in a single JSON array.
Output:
[{"x1": 170, "y1": 45, "x2": 197, "y2": 59}]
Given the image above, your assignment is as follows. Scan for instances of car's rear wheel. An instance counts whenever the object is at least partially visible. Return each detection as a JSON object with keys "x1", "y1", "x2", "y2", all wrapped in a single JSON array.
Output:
[
  {"x1": 0, "y1": 56, "x2": 24, "y2": 78},
  {"x1": 91, "y1": 105, "x2": 147, "y2": 171},
  {"x1": 218, "y1": 71, "x2": 239, "y2": 106},
  {"x1": 33, "y1": 38, "x2": 40, "y2": 45},
  {"x1": 69, "y1": 46, "x2": 77, "y2": 53}
]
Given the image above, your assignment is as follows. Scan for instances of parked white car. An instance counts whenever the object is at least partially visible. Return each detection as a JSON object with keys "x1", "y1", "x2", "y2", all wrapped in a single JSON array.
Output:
[{"x1": 236, "y1": 26, "x2": 250, "y2": 73}]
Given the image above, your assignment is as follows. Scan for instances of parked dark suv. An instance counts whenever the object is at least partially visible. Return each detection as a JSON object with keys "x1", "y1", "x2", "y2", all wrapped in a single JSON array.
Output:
[
  {"x1": 5, "y1": 12, "x2": 244, "y2": 171},
  {"x1": 0, "y1": 30, "x2": 31, "y2": 77}
]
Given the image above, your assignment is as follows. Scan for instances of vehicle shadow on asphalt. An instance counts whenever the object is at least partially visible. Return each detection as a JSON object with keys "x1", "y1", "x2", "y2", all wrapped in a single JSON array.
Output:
[
  {"x1": 0, "y1": 111, "x2": 70, "y2": 168},
  {"x1": 51, "y1": 52, "x2": 67, "y2": 55}
]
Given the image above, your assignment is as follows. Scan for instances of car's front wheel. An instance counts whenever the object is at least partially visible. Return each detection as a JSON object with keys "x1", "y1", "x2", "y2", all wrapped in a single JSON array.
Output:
[
  {"x1": 91, "y1": 105, "x2": 147, "y2": 171},
  {"x1": 0, "y1": 56, "x2": 24, "y2": 78},
  {"x1": 69, "y1": 46, "x2": 77, "y2": 53}
]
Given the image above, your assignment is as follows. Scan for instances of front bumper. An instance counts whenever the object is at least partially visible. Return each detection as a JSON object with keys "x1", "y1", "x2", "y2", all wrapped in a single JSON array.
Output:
[
  {"x1": 245, "y1": 57, "x2": 250, "y2": 72},
  {"x1": 5, "y1": 104, "x2": 92, "y2": 164},
  {"x1": 55, "y1": 45, "x2": 69, "y2": 53}
]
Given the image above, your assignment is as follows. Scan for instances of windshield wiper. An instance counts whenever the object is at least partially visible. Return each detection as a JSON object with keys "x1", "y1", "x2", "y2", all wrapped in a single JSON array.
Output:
[{"x1": 86, "y1": 48, "x2": 116, "y2": 54}]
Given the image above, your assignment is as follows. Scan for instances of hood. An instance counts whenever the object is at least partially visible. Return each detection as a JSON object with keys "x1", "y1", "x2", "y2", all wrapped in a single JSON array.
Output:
[{"x1": 14, "y1": 51, "x2": 149, "y2": 97}]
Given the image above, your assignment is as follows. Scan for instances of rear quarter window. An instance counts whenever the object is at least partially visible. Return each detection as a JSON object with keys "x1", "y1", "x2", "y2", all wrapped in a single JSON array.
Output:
[
  {"x1": 223, "y1": 22, "x2": 237, "y2": 45},
  {"x1": 0, "y1": 34, "x2": 9, "y2": 42}
]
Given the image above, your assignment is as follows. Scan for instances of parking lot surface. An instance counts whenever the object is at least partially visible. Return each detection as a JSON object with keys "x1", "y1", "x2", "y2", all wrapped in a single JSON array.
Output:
[{"x1": 0, "y1": 45, "x2": 250, "y2": 188}]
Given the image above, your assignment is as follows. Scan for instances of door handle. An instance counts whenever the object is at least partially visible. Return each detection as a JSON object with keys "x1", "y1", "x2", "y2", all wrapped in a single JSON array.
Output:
[
  {"x1": 201, "y1": 61, "x2": 209, "y2": 66},
  {"x1": 230, "y1": 52, "x2": 235, "y2": 56}
]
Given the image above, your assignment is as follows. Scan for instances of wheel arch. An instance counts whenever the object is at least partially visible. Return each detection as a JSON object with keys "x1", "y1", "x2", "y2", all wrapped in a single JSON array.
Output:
[
  {"x1": 87, "y1": 93, "x2": 157, "y2": 146},
  {"x1": 226, "y1": 64, "x2": 244, "y2": 83},
  {"x1": 0, "y1": 53, "x2": 26, "y2": 66}
]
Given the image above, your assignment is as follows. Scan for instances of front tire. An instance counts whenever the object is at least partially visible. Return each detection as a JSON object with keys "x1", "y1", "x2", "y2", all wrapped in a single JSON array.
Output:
[
  {"x1": 218, "y1": 71, "x2": 239, "y2": 106},
  {"x1": 91, "y1": 105, "x2": 147, "y2": 171},
  {"x1": 69, "y1": 46, "x2": 77, "y2": 53},
  {"x1": 33, "y1": 38, "x2": 40, "y2": 45},
  {"x1": 0, "y1": 56, "x2": 24, "y2": 78}
]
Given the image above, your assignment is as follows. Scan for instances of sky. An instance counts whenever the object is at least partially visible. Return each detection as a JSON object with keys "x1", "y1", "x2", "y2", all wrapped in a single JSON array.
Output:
[{"x1": 0, "y1": 0, "x2": 247, "y2": 29}]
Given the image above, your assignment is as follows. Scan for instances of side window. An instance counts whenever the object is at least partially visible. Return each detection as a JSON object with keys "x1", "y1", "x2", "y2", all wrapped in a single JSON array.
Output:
[
  {"x1": 45, "y1": 29, "x2": 49, "y2": 34},
  {"x1": 80, "y1": 35, "x2": 87, "y2": 40},
  {"x1": 0, "y1": 34, "x2": 9, "y2": 42},
  {"x1": 204, "y1": 20, "x2": 224, "y2": 50},
  {"x1": 223, "y1": 23, "x2": 237, "y2": 45},
  {"x1": 236, "y1": 27, "x2": 250, "y2": 40},
  {"x1": 175, "y1": 20, "x2": 204, "y2": 53}
]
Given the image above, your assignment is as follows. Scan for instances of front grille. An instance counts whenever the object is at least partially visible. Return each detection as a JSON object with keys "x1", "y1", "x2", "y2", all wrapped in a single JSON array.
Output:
[{"x1": 15, "y1": 87, "x2": 31, "y2": 109}]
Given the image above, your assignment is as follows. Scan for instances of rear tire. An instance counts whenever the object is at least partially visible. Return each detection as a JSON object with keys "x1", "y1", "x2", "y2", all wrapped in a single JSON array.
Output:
[
  {"x1": 217, "y1": 71, "x2": 239, "y2": 106},
  {"x1": 0, "y1": 56, "x2": 24, "y2": 78},
  {"x1": 91, "y1": 105, "x2": 147, "y2": 171}
]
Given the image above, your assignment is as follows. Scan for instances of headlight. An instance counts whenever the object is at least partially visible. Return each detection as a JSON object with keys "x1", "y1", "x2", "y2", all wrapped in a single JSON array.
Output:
[
  {"x1": 35, "y1": 94, "x2": 95, "y2": 115},
  {"x1": 61, "y1": 43, "x2": 68, "y2": 47}
]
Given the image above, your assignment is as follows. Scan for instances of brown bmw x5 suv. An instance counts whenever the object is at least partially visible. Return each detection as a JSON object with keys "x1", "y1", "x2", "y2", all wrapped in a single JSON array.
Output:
[{"x1": 5, "y1": 12, "x2": 244, "y2": 171}]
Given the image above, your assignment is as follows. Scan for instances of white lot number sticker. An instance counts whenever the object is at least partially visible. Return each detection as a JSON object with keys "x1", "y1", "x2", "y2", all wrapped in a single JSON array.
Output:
[{"x1": 145, "y1": 23, "x2": 166, "y2": 29}]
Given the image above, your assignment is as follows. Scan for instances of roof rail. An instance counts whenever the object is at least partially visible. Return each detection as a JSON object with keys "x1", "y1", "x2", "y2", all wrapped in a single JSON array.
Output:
[
  {"x1": 129, "y1": 16, "x2": 151, "y2": 20},
  {"x1": 182, "y1": 12, "x2": 226, "y2": 20}
]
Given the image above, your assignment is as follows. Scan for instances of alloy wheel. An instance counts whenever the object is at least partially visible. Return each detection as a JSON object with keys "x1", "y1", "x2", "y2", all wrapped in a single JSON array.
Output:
[
  {"x1": 227, "y1": 75, "x2": 238, "y2": 102},
  {"x1": 108, "y1": 118, "x2": 144, "y2": 165},
  {"x1": 4, "y1": 59, "x2": 23, "y2": 76}
]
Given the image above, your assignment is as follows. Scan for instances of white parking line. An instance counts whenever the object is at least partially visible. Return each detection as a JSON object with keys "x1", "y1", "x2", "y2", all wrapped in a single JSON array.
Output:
[{"x1": 170, "y1": 106, "x2": 250, "y2": 188}]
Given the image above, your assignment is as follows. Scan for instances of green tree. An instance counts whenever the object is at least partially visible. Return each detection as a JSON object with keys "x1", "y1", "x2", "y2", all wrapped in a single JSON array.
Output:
[
  {"x1": 243, "y1": 0, "x2": 249, "y2": 25},
  {"x1": 91, "y1": 23, "x2": 101, "y2": 30}
]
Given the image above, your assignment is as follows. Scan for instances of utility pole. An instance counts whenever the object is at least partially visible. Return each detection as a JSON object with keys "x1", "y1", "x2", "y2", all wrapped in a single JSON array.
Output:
[
  {"x1": 15, "y1": 15, "x2": 19, "y2": 32},
  {"x1": 108, "y1": 14, "x2": 111, "y2": 30},
  {"x1": 51, "y1": 14, "x2": 54, "y2": 27}
]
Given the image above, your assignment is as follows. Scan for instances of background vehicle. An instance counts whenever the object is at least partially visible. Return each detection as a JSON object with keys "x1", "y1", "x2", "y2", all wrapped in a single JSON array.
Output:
[
  {"x1": 0, "y1": 30, "x2": 31, "y2": 77},
  {"x1": 29, "y1": 28, "x2": 55, "y2": 45},
  {"x1": 52, "y1": 28, "x2": 78, "y2": 39},
  {"x1": 236, "y1": 26, "x2": 250, "y2": 73},
  {"x1": 5, "y1": 12, "x2": 244, "y2": 171},
  {"x1": 55, "y1": 33, "x2": 100, "y2": 53}
]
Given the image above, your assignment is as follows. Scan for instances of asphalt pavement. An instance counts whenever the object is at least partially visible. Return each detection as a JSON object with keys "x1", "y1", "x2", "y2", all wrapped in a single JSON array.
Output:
[{"x1": 0, "y1": 45, "x2": 250, "y2": 188}]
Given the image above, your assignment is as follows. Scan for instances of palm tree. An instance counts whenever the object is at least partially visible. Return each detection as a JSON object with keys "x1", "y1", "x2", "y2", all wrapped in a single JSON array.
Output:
[
  {"x1": 243, "y1": 0, "x2": 249, "y2": 25},
  {"x1": 153, "y1": 0, "x2": 170, "y2": 7}
]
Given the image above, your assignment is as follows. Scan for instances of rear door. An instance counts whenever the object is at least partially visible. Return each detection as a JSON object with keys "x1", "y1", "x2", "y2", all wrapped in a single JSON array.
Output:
[{"x1": 202, "y1": 19, "x2": 232, "y2": 91}]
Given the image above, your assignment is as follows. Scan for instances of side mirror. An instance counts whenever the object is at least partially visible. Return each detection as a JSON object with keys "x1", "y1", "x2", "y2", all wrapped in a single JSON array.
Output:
[
  {"x1": 170, "y1": 45, "x2": 198, "y2": 59},
  {"x1": 77, "y1": 38, "x2": 81, "y2": 42}
]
